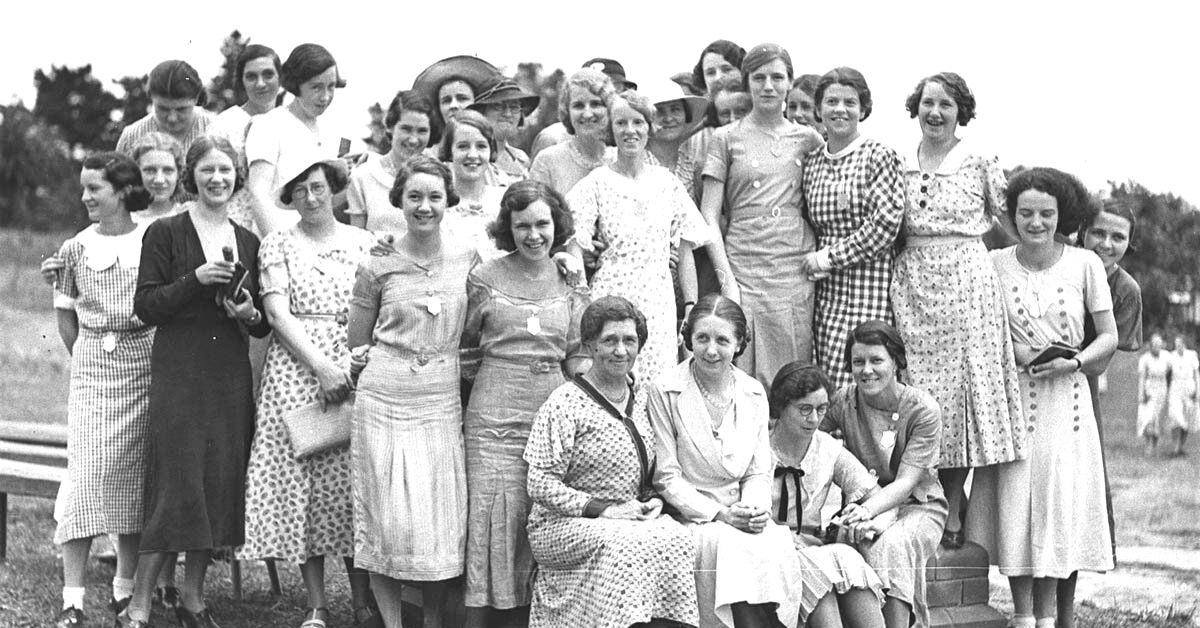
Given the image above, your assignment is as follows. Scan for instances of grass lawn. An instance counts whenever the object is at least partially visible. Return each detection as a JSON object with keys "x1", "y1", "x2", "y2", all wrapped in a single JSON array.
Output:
[{"x1": 1, "y1": 228, "x2": 1196, "y2": 626}]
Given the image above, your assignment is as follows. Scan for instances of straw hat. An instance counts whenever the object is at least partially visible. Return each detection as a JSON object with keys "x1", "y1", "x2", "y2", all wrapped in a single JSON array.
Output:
[
  {"x1": 273, "y1": 156, "x2": 349, "y2": 209},
  {"x1": 411, "y1": 55, "x2": 502, "y2": 111},
  {"x1": 642, "y1": 78, "x2": 709, "y2": 127},
  {"x1": 467, "y1": 76, "x2": 541, "y2": 118}
]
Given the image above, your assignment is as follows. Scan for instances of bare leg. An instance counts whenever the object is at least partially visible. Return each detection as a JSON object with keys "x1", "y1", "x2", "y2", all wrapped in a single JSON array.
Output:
[
  {"x1": 837, "y1": 589, "x2": 886, "y2": 628},
  {"x1": 881, "y1": 596, "x2": 913, "y2": 628},
  {"x1": 498, "y1": 605, "x2": 530, "y2": 628},
  {"x1": 61, "y1": 537, "x2": 94, "y2": 589},
  {"x1": 126, "y1": 551, "x2": 169, "y2": 621},
  {"x1": 301, "y1": 555, "x2": 327, "y2": 609},
  {"x1": 805, "y1": 593, "x2": 842, "y2": 628},
  {"x1": 939, "y1": 467, "x2": 970, "y2": 539},
  {"x1": 1055, "y1": 573, "x2": 1077, "y2": 628},
  {"x1": 344, "y1": 557, "x2": 375, "y2": 614},
  {"x1": 158, "y1": 551, "x2": 178, "y2": 589},
  {"x1": 730, "y1": 602, "x2": 782, "y2": 628},
  {"x1": 179, "y1": 549, "x2": 211, "y2": 612},
  {"x1": 369, "y1": 574, "x2": 404, "y2": 627},
  {"x1": 464, "y1": 606, "x2": 490, "y2": 628}
]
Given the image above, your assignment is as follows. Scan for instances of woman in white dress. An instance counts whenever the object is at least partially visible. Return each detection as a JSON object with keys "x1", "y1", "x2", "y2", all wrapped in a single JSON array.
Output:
[
  {"x1": 1168, "y1": 334, "x2": 1198, "y2": 456},
  {"x1": 347, "y1": 90, "x2": 439, "y2": 234},
  {"x1": 1137, "y1": 333, "x2": 1172, "y2": 454}
]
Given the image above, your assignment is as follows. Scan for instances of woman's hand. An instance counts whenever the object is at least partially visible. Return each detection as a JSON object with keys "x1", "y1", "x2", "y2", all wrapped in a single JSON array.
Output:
[
  {"x1": 799, "y1": 252, "x2": 830, "y2": 281},
  {"x1": 349, "y1": 345, "x2": 371, "y2": 383},
  {"x1": 601, "y1": 498, "x2": 663, "y2": 520},
  {"x1": 221, "y1": 289, "x2": 259, "y2": 323},
  {"x1": 583, "y1": 233, "x2": 607, "y2": 271},
  {"x1": 719, "y1": 279, "x2": 741, "y2": 304},
  {"x1": 1028, "y1": 356, "x2": 1078, "y2": 379},
  {"x1": 844, "y1": 507, "x2": 897, "y2": 545},
  {"x1": 40, "y1": 255, "x2": 65, "y2": 286},
  {"x1": 196, "y1": 260, "x2": 236, "y2": 286},
  {"x1": 793, "y1": 531, "x2": 824, "y2": 550},
  {"x1": 370, "y1": 233, "x2": 399, "y2": 257},
  {"x1": 716, "y1": 503, "x2": 769, "y2": 534},
  {"x1": 314, "y1": 359, "x2": 353, "y2": 409},
  {"x1": 552, "y1": 252, "x2": 586, "y2": 287}
]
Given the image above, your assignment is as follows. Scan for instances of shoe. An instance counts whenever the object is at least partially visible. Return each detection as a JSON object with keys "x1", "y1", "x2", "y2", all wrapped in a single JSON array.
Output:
[
  {"x1": 175, "y1": 606, "x2": 221, "y2": 628},
  {"x1": 940, "y1": 528, "x2": 965, "y2": 549},
  {"x1": 55, "y1": 607, "x2": 85, "y2": 627},
  {"x1": 353, "y1": 605, "x2": 384, "y2": 628},
  {"x1": 300, "y1": 607, "x2": 329, "y2": 628},
  {"x1": 154, "y1": 586, "x2": 180, "y2": 610},
  {"x1": 114, "y1": 610, "x2": 153, "y2": 628}
]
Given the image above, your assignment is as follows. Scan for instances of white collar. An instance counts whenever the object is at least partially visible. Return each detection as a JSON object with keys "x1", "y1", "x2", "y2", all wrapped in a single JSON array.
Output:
[
  {"x1": 905, "y1": 136, "x2": 977, "y2": 175},
  {"x1": 823, "y1": 135, "x2": 867, "y2": 160},
  {"x1": 76, "y1": 223, "x2": 147, "y2": 271}
]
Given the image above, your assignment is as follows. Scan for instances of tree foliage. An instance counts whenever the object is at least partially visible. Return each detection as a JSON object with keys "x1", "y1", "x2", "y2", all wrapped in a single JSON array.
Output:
[
  {"x1": 32, "y1": 64, "x2": 121, "y2": 150},
  {"x1": 0, "y1": 104, "x2": 84, "y2": 231},
  {"x1": 206, "y1": 30, "x2": 250, "y2": 113}
]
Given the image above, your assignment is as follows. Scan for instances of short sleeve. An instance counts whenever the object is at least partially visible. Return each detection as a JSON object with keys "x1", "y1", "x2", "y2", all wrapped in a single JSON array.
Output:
[
  {"x1": 668, "y1": 174, "x2": 713, "y2": 248},
  {"x1": 832, "y1": 447, "x2": 878, "y2": 503},
  {"x1": 461, "y1": 269, "x2": 491, "y2": 350},
  {"x1": 981, "y1": 155, "x2": 1008, "y2": 219},
  {"x1": 346, "y1": 170, "x2": 368, "y2": 217},
  {"x1": 257, "y1": 231, "x2": 289, "y2": 299},
  {"x1": 1082, "y1": 251, "x2": 1114, "y2": 315},
  {"x1": 899, "y1": 390, "x2": 942, "y2": 471},
  {"x1": 700, "y1": 126, "x2": 731, "y2": 183},
  {"x1": 1113, "y1": 271, "x2": 1143, "y2": 351},
  {"x1": 350, "y1": 262, "x2": 382, "y2": 311},
  {"x1": 565, "y1": 176, "x2": 599, "y2": 250},
  {"x1": 53, "y1": 239, "x2": 80, "y2": 310},
  {"x1": 243, "y1": 114, "x2": 279, "y2": 167}
]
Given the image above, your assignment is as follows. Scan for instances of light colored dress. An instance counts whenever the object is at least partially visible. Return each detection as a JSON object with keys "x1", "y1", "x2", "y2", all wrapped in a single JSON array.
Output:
[
  {"x1": 769, "y1": 430, "x2": 886, "y2": 621},
  {"x1": 1137, "y1": 351, "x2": 1172, "y2": 437},
  {"x1": 528, "y1": 142, "x2": 615, "y2": 196},
  {"x1": 524, "y1": 381, "x2": 699, "y2": 628},
  {"x1": 703, "y1": 119, "x2": 824, "y2": 389},
  {"x1": 349, "y1": 241, "x2": 479, "y2": 580},
  {"x1": 801, "y1": 136, "x2": 906, "y2": 389},
  {"x1": 1169, "y1": 349, "x2": 1199, "y2": 432},
  {"x1": 446, "y1": 185, "x2": 507, "y2": 261},
  {"x1": 345, "y1": 153, "x2": 406, "y2": 234},
  {"x1": 210, "y1": 106, "x2": 259, "y2": 231},
  {"x1": 822, "y1": 383, "x2": 948, "y2": 628},
  {"x1": 240, "y1": 224, "x2": 373, "y2": 564},
  {"x1": 649, "y1": 360, "x2": 804, "y2": 628},
  {"x1": 460, "y1": 257, "x2": 589, "y2": 609},
  {"x1": 244, "y1": 107, "x2": 343, "y2": 234},
  {"x1": 892, "y1": 140, "x2": 1025, "y2": 467},
  {"x1": 52, "y1": 223, "x2": 153, "y2": 544},
  {"x1": 967, "y1": 246, "x2": 1115, "y2": 579},
  {"x1": 568, "y1": 165, "x2": 713, "y2": 388}
]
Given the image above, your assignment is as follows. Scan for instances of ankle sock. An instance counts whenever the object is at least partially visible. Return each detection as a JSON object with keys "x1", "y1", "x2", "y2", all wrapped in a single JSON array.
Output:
[
  {"x1": 62, "y1": 586, "x2": 86, "y2": 611},
  {"x1": 112, "y1": 577, "x2": 135, "y2": 601}
]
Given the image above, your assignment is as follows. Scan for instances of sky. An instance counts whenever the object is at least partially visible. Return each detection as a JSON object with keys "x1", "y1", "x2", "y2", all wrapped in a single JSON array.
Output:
[{"x1": 3, "y1": 0, "x2": 1198, "y2": 206}]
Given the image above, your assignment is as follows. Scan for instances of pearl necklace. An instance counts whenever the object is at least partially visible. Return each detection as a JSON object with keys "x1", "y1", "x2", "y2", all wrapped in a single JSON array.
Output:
[{"x1": 693, "y1": 364, "x2": 733, "y2": 408}]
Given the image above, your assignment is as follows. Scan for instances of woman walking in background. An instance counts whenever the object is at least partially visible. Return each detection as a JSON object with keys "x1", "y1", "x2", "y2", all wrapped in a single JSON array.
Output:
[
  {"x1": 1137, "y1": 333, "x2": 1172, "y2": 455},
  {"x1": 52, "y1": 153, "x2": 153, "y2": 628},
  {"x1": 1168, "y1": 334, "x2": 1198, "y2": 456}
]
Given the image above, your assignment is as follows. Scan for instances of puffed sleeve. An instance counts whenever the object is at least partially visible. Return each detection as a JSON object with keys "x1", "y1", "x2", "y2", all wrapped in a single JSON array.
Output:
[
  {"x1": 565, "y1": 175, "x2": 599, "y2": 251},
  {"x1": 257, "y1": 231, "x2": 289, "y2": 299},
  {"x1": 525, "y1": 388, "x2": 607, "y2": 517},
  {"x1": 667, "y1": 173, "x2": 714, "y2": 248},
  {"x1": 53, "y1": 238, "x2": 80, "y2": 311},
  {"x1": 700, "y1": 126, "x2": 731, "y2": 184},
  {"x1": 350, "y1": 261, "x2": 382, "y2": 317},
  {"x1": 346, "y1": 168, "x2": 368, "y2": 219},
  {"x1": 1082, "y1": 250, "x2": 1114, "y2": 315},
  {"x1": 647, "y1": 383, "x2": 726, "y2": 523},
  {"x1": 831, "y1": 447, "x2": 878, "y2": 504},
  {"x1": 981, "y1": 155, "x2": 1008, "y2": 220},
  {"x1": 134, "y1": 219, "x2": 204, "y2": 325},
  {"x1": 826, "y1": 143, "x2": 905, "y2": 269}
]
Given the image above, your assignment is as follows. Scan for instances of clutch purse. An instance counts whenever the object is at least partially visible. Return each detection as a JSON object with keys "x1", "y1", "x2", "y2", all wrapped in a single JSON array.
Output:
[
  {"x1": 282, "y1": 394, "x2": 354, "y2": 459},
  {"x1": 1029, "y1": 341, "x2": 1078, "y2": 367}
]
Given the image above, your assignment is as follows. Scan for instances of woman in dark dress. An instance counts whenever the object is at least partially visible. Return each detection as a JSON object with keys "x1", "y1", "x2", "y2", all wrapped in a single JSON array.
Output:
[{"x1": 120, "y1": 135, "x2": 271, "y2": 628}]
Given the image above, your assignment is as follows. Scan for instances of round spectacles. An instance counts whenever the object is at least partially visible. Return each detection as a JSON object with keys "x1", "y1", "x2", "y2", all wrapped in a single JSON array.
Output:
[{"x1": 791, "y1": 403, "x2": 829, "y2": 417}]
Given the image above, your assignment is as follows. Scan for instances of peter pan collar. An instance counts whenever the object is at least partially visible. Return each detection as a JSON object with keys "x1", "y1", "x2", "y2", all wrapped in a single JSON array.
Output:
[
  {"x1": 823, "y1": 134, "x2": 867, "y2": 160},
  {"x1": 76, "y1": 223, "x2": 147, "y2": 271},
  {"x1": 905, "y1": 137, "x2": 977, "y2": 176}
]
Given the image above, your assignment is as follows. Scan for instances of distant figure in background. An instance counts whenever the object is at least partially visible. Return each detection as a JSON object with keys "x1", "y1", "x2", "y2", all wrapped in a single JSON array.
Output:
[
  {"x1": 708, "y1": 78, "x2": 751, "y2": 127},
  {"x1": 468, "y1": 75, "x2": 541, "y2": 180},
  {"x1": 1137, "y1": 333, "x2": 1172, "y2": 455},
  {"x1": 1168, "y1": 334, "x2": 1198, "y2": 456}
]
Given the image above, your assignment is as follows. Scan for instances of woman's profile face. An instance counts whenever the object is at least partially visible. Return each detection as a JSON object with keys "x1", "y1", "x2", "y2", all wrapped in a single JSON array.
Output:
[
  {"x1": 438, "y1": 80, "x2": 474, "y2": 122},
  {"x1": 588, "y1": 319, "x2": 640, "y2": 380},
  {"x1": 80, "y1": 168, "x2": 122, "y2": 222}
]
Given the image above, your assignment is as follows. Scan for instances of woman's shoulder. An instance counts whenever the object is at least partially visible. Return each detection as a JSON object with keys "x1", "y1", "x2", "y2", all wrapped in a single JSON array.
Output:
[{"x1": 899, "y1": 383, "x2": 940, "y2": 417}]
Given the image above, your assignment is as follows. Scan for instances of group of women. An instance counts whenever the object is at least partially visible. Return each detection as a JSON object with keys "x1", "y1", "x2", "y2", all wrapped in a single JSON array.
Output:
[
  {"x1": 42, "y1": 34, "x2": 1151, "y2": 628},
  {"x1": 1137, "y1": 332, "x2": 1199, "y2": 456}
]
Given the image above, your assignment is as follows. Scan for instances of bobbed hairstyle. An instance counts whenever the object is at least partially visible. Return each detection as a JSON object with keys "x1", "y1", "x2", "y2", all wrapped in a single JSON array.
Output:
[
  {"x1": 438, "y1": 109, "x2": 498, "y2": 163},
  {"x1": 843, "y1": 319, "x2": 907, "y2": 376},
  {"x1": 707, "y1": 77, "x2": 749, "y2": 127},
  {"x1": 388, "y1": 155, "x2": 459, "y2": 210},
  {"x1": 181, "y1": 135, "x2": 244, "y2": 196},
  {"x1": 692, "y1": 40, "x2": 746, "y2": 92},
  {"x1": 278, "y1": 161, "x2": 349, "y2": 207},
  {"x1": 281, "y1": 43, "x2": 345, "y2": 96},
  {"x1": 580, "y1": 295, "x2": 649, "y2": 351},
  {"x1": 1005, "y1": 167, "x2": 1096, "y2": 237},
  {"x1": 791, "y1": 74, "x2": 821, "y2": 97},
  {"x1": 559, "y1": 68, "x2": 616, "y2": 135},
  {"x1": 740, "y1": 43, "x2": 794, "y2": 91},
  {"x1": 384, "y1": 90, "x2": 442, "y2": 148},
  {"x1": 487, "y1": 180, "x2": 574, "y2": 252},
  {"x1": 768, "y1": 362, "x2": 834, "y2": 418},
  {"x1": 147, "y1": 60, "x2": 207, "y2": 106},
  {"x1": 235, "y1": 45, "x2": 281, "y2": 95},
  {"x1": 130, "y1": 132, "x2": 185, "y2": 175},
  {"x1": 814, "y1": 67, "x2": 873, "y2": 123},
  {"x1": 81, "y1": 151, "x2": 152, "y2": 212},
  {"x1": 681, "y1": 293, "x2": 750, "y2": 358},
  {"x1": 904, "y1": 72, "x2": 976, "y2": 126},
  {"x1": 610, "y1": 90, "x2": 656, "y2": 139},
  {"x1": 1078, "y1": 196, "x2": 1140, "y2": 246}
]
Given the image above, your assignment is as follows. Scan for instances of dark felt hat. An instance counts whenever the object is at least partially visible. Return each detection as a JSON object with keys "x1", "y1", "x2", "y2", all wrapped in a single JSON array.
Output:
[
  {"x1": 581, "y1": 58, "x2": 637, "y2": 90},
  {"x1": 467, "y1": 76, "x2": 540, "y2": 117},
  {"x1": 411, "y1": 55, "x2": 502, "y2": 111}
]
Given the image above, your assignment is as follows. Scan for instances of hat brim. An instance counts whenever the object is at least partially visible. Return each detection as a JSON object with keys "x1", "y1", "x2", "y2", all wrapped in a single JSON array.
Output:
[
  {"x1": 274, "y1": 158, "x2": 348, "y2": 209},
  {"x1": 654, "y1": 94, "x2": 709, "y2": 128},
  {"x1": 411, "y1": 56, "x2": 501, "y2": 114},
  {"x1": 468, "y1": 93, "x2": 541, "y2": 118}
]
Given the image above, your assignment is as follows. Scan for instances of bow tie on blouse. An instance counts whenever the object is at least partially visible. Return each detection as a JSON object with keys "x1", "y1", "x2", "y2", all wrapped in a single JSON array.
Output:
[{"x1": 774, "y1": 465, "x2": 805, "y2": 523}]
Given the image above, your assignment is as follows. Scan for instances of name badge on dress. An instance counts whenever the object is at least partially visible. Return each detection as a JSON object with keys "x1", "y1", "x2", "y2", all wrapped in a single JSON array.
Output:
[
  {"x1": 102, "y1": 333, "x2": 118, "y2": 353},
  {"x1": 526, "y1": 314, "x2": 542, "y2": 335},
  {"x1": 836, "y1": 185, "x2": 851, "y2": 211},
  {"x1": 423, "y1": 296, "x2": 442, "y2": 316},
  {"x1": 879, "y1": 429, "x2": 896, "y2": 452}
]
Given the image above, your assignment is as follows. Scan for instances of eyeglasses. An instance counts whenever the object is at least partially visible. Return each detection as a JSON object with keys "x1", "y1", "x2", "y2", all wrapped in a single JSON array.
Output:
[
  {"x1": 790, "y1": 403, "x2": 829, "y2": 417},
  {"x1": 487, "y1": 102, "x2": 524, "y2": 115},
  {"x1": 291, "y1": 182, "x2": 328, "y2": 200}
]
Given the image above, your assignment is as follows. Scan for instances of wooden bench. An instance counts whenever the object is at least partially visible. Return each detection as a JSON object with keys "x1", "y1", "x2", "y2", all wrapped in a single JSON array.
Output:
[{"x1": 0, "y1": 421, "x2": 280, "y2": 599}]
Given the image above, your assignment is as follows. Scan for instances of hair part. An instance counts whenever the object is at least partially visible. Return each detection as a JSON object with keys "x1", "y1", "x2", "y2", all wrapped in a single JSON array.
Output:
[
  {"x1": 740, "y1": 43, "x2": 793, "y2": 91},
  {"x1": 181, "y1": 135, "x2": 244, "y2": 195},
  {"x1": 281, "y1": 43, "x2": 345, "y2": 96},
  {"x1": 768, "y1": 362, "x2": 833, "y2": 418},
  {"x1": 692, "y1": 39, "x2": 746, "y2": 92},
  {"x1": 488, "y1": 180, "x2": 574, "y2": 252},
  {"x1": 388, "y1": 155, "x2": 460, "y2": 209},
  {"x1": 147, "y1": 59, "x2": 207, "y2": 106},
  {"x1": 814, "y1": 66, "x2": 873, "y2": 123},
  {"x1": 791, "y1": 74, "x2": 820, "y2": 97},
  {"x1": 580, "y1": 295, "x2": 649, "y2": 350},
  {"x1": 438, "y1": 109, "x2": 498, "y2": 163},
  {"x1": 904, "y1": 72, "x2": 976, "y2": 126},
  {"x1": 681, "y1": 293, "x2": 750, "y2": 358},
  {"x1": 843, "y1": 320, "x2": 907, "y2": 375},
  {"x1": 81, "y1": 151, "x2": 152, "y2": 212}
]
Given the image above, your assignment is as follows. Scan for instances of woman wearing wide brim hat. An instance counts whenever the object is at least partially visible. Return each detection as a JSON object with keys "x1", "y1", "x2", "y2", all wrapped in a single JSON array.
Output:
[
  {"x1": 643, "y1": 79, "x2": 709, "y2": 197},
  {"x1": 468, "y1": 76, "x2": 541, "y2": 180},
  {"x1": 411, "y1": 55, "x2": 502, "y2": 130}
]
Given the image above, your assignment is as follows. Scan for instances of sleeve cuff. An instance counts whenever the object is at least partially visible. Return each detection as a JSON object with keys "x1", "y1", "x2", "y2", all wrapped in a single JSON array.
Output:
[
  {"x1": 53, "y1": 292, "x2": 76, "y2": 311},
  {"x1": 583, "y1": 499, "x2": 610, "y2": 518},
  {"x1": 815, "y1": 248, "x2": 834, "y2": 272}
]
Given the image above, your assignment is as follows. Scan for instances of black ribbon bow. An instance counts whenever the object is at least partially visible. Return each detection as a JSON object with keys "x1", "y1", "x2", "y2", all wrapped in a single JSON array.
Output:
[{"x1": 774, "y1": 465, "x2": 805, "y2": 524}]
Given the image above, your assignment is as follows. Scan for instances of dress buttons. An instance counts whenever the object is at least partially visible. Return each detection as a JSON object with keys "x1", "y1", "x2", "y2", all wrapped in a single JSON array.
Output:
[
  {"x1": 1073, "y1": 425, "x2": 1080, "y2": 432},
  {"x1": 794, "y1": 158, "x2": 804, "y2": 167},
  {"x1": 919, "y1": 200, "x2": 927, "y2": 208},
  {"x1": 1030, "y1": 403, "x2": 1037, "y2": 410},
  {"x1": 1029, "y1": 425, "x2": 1035, "y2": 432},
  {"x1": 426, "y1": 270, "x2": 434, "y2": 277},
  {"x1": 751, "y1": 159, "x2": 760, "y2": 168},
  {"x1": 1030, "y1": 391, "x2": 1037, "y2": 398},
  {"x1": 753, "y1": 180, "x2": 762, "y2": 189},
  {"x1": 922, "y1": 173, "x2": 930, "y2": 180},
  {"x1": 920, "y1": 186, "x2": 928, "y2": 193}
]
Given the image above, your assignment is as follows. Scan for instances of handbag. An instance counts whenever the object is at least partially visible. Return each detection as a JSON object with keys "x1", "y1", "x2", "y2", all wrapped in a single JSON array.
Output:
[{"x1": 282, "y1": 394, "x2": 354, "y2": 459}]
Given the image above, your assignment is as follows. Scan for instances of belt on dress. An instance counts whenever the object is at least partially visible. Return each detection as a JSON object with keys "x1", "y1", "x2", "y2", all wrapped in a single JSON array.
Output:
[
  {"x1": 373, "y1": 343, "x2": 456, "y2": 366},
  {"x1": 904, "y1": 234, "x2": 979, "y2": 248},
  {"x1": 293, "y1": 310, "x2": 349, "y2": 325},
  {"x1": 732, "y1": 204, "x2": 802, "y2": 220},
  {"x1": 79, "y1": 326, "x2": 152, "y2": 353},
  {"x1": 485, "y1": 355, "x2": 560, "y2": 374}
]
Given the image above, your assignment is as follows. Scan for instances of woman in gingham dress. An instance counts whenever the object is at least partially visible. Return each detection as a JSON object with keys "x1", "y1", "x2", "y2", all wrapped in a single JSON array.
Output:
[
  {"x1": 799, "y1": 67, "x2": 905, "y2": 390},
  {"x1": 52, "y1": 153, "x2": 154, "y2": 627}
]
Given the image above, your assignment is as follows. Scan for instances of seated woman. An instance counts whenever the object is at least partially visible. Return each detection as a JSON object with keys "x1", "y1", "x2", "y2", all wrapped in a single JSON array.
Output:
[
  {"x1": 768, "y1": 362, "x2": 886, "y2": 628},
  {"x1": 649, "y1": 294, "x2": 804, "y2": 628},
  {"x1": 524, "y1": 296, "x2": 698, "y2": 628},
  {"x1": 820, "y1": 321, "x2": 947, "y2": 628}
]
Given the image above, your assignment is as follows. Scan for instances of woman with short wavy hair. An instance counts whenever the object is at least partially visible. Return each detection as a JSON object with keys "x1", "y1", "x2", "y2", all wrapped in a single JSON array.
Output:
[{"x1": 528, "y1": 67, "x2": 617, "y2": 196}]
